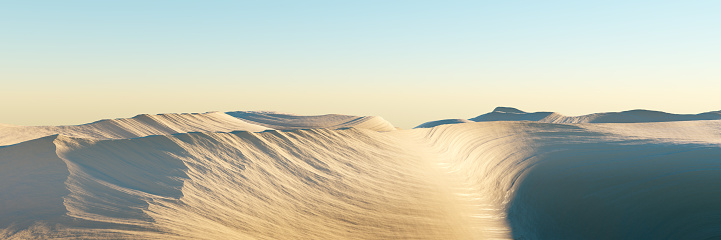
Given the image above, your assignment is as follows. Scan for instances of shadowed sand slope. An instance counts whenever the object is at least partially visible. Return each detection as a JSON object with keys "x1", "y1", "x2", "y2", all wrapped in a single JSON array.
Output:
[
  {"x1": 225, "y1": 111, "x2": 396, "y2": 132},
  {"x1": 414, "y1": 119, "x2": 473, "y2": 129},
  {"x1": 2, "y1": 111, "x2": 721, "y2": 239},
  {"x1": 412, "y1": 121, "x2": 721, "y2": 239},
  {"x1": 0, "y1": 136, "x2": 70, "y2": 231}
]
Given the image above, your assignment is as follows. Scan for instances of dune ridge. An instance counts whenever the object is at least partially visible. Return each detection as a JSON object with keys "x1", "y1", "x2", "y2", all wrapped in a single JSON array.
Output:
[
  {"x1": 415, "y1": 107, "x2": 721, "y2": 128},
  {"x1": 225, "y1": 111, "x2": 396, "y2": 131},
  {"x1": 0, "y1": 111, "x2": 394, "y2": 147},
  {"x1": 0, "y1": 112, "x2": 267, "y2": 147}
]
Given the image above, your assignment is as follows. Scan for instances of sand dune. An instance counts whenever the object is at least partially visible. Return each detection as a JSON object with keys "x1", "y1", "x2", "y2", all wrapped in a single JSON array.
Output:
[
  {"x1": 414, "y1": 119, "x2": 473, "y2": 129},
  {"x1": 414, "y1": 121, "x2": 721, "y2": 239},
  {"x1": 0, "y1": 112, "x2": 267, "y2": 147},
  {"x1": 0, "y1": 112, "x2": 394, "y2": 147},
  {"x1": 416, "y1": 106, "x2": 721, "y2": 128},
  {"x1": 2, "y1": 110, "x2": 721, "y2": 239},
  {"x1": 225, "y1": 111, "x2": 396, "y2": 131},
  {"x1": 2, "y1": 130, "x2": 469, "y2": 239}
]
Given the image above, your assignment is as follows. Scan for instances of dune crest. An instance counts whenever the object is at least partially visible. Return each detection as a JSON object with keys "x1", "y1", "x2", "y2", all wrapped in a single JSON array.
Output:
[
  {"x1": 0, "y1": 111, "x2": 394, "y2": 147},
  {"x1": 225, "y1": 111, "x2": 396, "y2": 131}
]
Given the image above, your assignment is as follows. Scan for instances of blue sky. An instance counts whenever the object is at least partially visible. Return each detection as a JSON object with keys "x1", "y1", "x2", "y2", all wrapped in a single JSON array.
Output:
[{"x1": 2, "y1": 1, "x2": 720, "y2": 128}]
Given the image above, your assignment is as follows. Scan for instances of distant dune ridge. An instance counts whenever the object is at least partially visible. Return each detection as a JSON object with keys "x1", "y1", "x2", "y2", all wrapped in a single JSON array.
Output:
[
  {"x1": 415, "y1": 106, "x2": 721, "y2": 128},
  {"x1": 2, "y1": 108, "x2": 721, "y2": 239}
]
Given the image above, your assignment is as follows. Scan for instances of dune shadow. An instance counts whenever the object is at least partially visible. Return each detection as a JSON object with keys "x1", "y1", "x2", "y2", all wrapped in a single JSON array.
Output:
[{"x1": 507, "y1": 141, "x2": 721, "y2": 239}]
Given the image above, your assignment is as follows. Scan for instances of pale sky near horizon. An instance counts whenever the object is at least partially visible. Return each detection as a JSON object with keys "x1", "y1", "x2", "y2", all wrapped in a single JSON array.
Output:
[{"x1": 2, "y1": 1, "x2": 720, "y2": 129}]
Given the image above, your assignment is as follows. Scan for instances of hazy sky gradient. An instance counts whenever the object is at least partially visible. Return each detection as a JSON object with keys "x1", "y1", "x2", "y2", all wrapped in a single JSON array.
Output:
[{"x1": 2, "y1": 1, "x2": 720, "y2": 128}]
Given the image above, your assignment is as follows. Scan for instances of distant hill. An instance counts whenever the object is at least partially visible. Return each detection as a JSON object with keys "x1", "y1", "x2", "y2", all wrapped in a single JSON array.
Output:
[{"x1": 415, "y1": 107, "x2": 721, "y2": 128}]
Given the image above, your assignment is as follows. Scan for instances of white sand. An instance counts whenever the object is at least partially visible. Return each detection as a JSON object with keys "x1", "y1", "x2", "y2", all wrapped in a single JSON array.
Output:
[
  {"x1": 1, "y1": 109, "x2": 721, "y2": 239},
  {"x1": 225, "y1": 111, "x2": 396, "y2": 131},
  {"x1": 0, "y1": 111, "x2": 395, "y2": 146},
  {"x1": 416, "y1": 106, "x2": 721, "y2": 128}
]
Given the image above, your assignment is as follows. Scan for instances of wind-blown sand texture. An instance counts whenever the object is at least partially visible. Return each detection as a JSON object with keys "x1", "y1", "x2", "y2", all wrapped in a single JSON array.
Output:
[{"x1": 2, "y1": 108, "x2": 721, "y2": 239}]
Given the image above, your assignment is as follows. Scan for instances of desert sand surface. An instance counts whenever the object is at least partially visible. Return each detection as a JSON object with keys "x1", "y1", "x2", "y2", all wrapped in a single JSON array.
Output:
[
  {"x1": 2, "y1": 108, "x2": 721, "y2": 239},
  {"x1": 416, "y1": 106, "x2": 721, "y2": 128},
  {"x1": 0, "y1": 112, "x2": 395, "y2": 147}
]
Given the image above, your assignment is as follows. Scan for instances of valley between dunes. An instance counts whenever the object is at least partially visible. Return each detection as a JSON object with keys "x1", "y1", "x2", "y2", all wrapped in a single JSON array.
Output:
[{"x1": 2, "y1": 108, "x2": 721, "y2": 239}]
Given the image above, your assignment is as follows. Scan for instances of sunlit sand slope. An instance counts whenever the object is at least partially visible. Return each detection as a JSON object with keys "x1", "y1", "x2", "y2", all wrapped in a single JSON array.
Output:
[{"x1": 1, "y1": 129, "x2": 469, "y2": 239}]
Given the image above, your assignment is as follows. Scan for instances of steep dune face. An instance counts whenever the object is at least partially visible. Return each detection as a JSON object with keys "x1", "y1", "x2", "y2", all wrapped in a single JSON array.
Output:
[
  {"x1": 0, "y1": 136, "x2": 70, "y2": 233},
  {"x1": 225, "y1": 111, "x2": 396, "y2": 131},
  {"x1": 508, "y1": 139, "x2": 721, "y2": 239},
  {"x1": 398, "y1": 122, "x2": 541, "y2": 239},
  {"x1": 416, "y1": 121, "x2": 721, "y2": 239},
  {"x1": 2, "y1": 111, "x2": 721, "y2": 239}
]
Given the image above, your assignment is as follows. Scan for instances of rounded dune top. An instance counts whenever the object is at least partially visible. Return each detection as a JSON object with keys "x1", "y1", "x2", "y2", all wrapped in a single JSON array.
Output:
[{"x1": 492, "y1": 107, "x2": 527, "y2": 114}]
